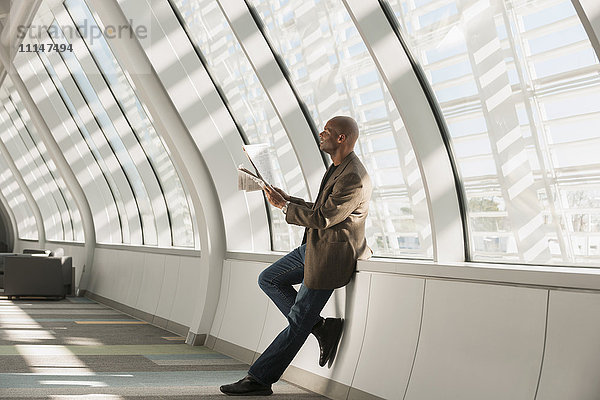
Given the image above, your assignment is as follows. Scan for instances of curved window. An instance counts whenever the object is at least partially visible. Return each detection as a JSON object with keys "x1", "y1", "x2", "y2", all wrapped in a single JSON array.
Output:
[
  {"x1": 172, "y1": 0, "x2": 308, "y2": 250},
  {"x1": 38, "y1": 47, "x2": 138, "y2": 243},
  {"x1": 0, "y1": 142, "x2": 38, "y2": 240},
  {"x1": 6, "y1": 88, "x2": 84, "y2": 242},
  {"x1": 65, "y1": 0, "x2": 194, "y2": 247},
  {"x1": 387, "y1": 0, "x2": 600, "y2": 265},
  {"x1": 0, "y1": 82, "x2": 79, "y2": 242},
  {"x1": 50, "y1": 19, "x2": 160, "y2": 245},
  {"x1": 249, "y1": 0, "x2": 433, "y2": 258},
  {"x1": 15, "y1": 49, "x2": 123, "y2": 243}
]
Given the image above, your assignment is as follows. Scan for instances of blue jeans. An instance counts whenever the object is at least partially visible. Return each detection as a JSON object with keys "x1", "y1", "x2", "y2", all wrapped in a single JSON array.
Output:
[{"x1": 248, "y1": 244, "x2": 333, "y2": 385}]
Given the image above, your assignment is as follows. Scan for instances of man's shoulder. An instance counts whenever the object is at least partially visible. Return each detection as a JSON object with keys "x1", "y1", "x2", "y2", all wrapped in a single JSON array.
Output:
[
  {"x1": 346, "y1": 153, "x2": 370, "y2": 179},
  {"x1": 337, "y1": 156, "x2": 371, "y2": 191}
]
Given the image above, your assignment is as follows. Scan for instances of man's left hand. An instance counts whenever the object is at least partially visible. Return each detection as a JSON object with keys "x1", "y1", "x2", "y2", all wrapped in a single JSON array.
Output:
[{"x1": 264, "y1": 185, "x2": 287, "y2": 209}]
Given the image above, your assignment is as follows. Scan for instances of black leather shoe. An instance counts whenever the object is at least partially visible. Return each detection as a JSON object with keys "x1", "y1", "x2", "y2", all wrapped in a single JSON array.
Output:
[
  {"x1": 220, "y1": 375, "x2": 273, "y2": 396},
  {"x1": 312, "y1": 317, "x2": 344, "y2": 367}
]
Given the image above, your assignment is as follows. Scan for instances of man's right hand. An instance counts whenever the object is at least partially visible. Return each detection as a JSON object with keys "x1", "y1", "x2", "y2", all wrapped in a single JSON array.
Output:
[{"x1": 273, "y1": 187, "x2": 290, "y2": 202}]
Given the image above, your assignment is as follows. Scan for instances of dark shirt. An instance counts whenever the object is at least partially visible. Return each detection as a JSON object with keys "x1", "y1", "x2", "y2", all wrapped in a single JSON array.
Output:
[{"x1": 315, "y1": 164, "x2": 338, "y2": 204}]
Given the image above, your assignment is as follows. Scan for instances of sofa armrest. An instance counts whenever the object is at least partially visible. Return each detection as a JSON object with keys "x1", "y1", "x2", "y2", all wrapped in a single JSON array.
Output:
[{"x1": 59, "y1": 256, "x2": 74, "y2": 295}]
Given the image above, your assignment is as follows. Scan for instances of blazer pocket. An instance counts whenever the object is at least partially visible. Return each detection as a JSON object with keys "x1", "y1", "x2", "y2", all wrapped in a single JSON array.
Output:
[{"x1": 324, "y1": 241, "x2": 353, "y2": 268}]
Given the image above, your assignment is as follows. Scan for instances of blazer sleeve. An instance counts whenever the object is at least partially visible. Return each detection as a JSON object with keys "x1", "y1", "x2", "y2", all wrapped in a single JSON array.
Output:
[
  {"x1": 285, "y1": 172, "x2": 364, "y2": 230},
  {"x1": 288, "y1": 196, "x2": 313, "y2": 210}
]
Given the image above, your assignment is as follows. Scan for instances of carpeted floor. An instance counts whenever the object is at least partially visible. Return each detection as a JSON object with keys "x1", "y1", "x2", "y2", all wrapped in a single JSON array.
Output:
[{"x1": 0, "y1": 296, "x2": 325, "y2": 399}]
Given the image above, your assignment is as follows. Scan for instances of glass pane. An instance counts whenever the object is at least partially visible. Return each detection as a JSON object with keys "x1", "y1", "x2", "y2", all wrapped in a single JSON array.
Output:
[
  {"x1": 38, "y1": 46, "x2": 138, "y2": 243},
  {"x1": 0, "y1": 142, "x2": 38, "y2": 240},
  {"x1": 6, "y1": 85, "x2": 84, "y2": 242},
  {"x1": 173, "y1": 0, "x2": 309, "y2": 251},
  {"x1": 2, "y1": 97, "x2": 67, "y2": 241},
  {"x1": 387, "y1": 0, "x2": 600, "y2": 265},
  {"x1": 0, "y1": 90, "x2": 67, "y2": 241},
  {"x1": 250, "y1": 0, "x2": 433, "y2": 258},
  {"x1": 50, "y1": 20, "x2": 159, "y2": 245},
  {"x1": 15, "y1": 47, "x2": 123, "y2": 243},
  {"x1": 66, "y1": 0, "x2": 194, "y2": 247}
]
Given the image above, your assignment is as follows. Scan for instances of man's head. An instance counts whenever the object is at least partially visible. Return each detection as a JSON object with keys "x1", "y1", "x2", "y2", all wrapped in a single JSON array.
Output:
[{"x1": 319, "y1": 116, "x2": 359, "y2": 162}]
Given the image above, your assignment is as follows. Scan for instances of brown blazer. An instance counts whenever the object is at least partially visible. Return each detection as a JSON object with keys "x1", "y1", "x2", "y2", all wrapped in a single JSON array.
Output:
[{"x1": 285, "y1": 152, "x2": 372, "y2": 289}]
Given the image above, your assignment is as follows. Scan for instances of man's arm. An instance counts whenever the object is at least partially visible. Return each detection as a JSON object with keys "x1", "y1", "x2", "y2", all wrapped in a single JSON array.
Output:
[
  {"x1": 285, "y1": 173, "x2": 365, "y2": 230},
  {"x1": 288, "y1": 196, "x2": 313, "y2": 209},
  {"x1": 268, "y1": 187, "x2": 313, "y2": 209}
]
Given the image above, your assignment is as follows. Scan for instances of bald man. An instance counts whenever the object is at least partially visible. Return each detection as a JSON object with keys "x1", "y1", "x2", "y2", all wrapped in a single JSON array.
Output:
[{"x1": 221, "y1": 116, "x2": 372, "y2": 396}]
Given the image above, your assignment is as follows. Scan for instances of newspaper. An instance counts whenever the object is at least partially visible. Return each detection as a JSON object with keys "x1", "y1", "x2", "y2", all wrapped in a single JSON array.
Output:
[{"x1": 237, "y1": 143, "x2": 275, "y2": 192}]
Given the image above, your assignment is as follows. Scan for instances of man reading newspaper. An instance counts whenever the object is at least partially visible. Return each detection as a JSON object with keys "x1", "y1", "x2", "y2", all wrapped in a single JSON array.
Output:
[{"x1": 222, "y1": 116, "x2": 372, "y2": 396}]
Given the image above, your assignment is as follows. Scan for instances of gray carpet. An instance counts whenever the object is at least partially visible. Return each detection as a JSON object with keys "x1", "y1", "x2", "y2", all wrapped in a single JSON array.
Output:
[{"x1": 0, "y1": 296, "x2": 325, "y2": 399}]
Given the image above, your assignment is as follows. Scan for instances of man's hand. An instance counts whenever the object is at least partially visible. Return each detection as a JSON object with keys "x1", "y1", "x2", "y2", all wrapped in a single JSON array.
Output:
[
  {"x1": 264, "y1": 185, "x2": 288, "y2": 209},
  {"x1": 273, "y1": 187, "x2": 290, "y2": 202}
]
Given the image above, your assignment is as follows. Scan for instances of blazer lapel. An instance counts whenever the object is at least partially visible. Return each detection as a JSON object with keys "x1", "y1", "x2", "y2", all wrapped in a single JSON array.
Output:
[
  {"x1": 330, "y1": 152, "x2": 356, "y2": 181},
  {"x1": 314, "y1": 152, "x2": 357, "y2": 207}
]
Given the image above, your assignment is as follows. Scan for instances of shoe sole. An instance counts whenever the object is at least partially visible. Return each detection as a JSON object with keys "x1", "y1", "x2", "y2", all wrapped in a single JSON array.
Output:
[{"x1": 221, "y1": 389, "x2": 273, "y2": 396}]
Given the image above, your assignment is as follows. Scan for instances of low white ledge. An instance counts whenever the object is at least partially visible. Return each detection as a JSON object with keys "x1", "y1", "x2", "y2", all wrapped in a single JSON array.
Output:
[
  {"x1": 359, "y1": 258, "x2": 600, "y2": 291},
  {"x1": 95, "y1": 243, "x2": 201, "y2": 257},
  {"x1": 226, "y1": 251, "x2": 600, "y2": 291}
]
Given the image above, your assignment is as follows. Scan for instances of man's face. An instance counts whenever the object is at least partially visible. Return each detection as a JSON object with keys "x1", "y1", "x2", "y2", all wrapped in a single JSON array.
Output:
[{"x1": 319, "y1": 121, "x2": 342, "y2": 154}]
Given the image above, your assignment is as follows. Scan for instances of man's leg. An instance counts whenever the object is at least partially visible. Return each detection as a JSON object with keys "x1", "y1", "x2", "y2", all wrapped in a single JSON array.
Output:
[
  {"x1": 257, "y1": 244, "x2": 305, "y2": 316},
  {"x1": 258, "y1": 244, "x2": 343, "y2": 368},
  {"x1": 248, "y1": 283, "x2": 333, "y2": 385}
]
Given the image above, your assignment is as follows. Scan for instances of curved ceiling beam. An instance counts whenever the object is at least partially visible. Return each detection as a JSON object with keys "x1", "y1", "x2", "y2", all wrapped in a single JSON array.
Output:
[{"x1": 573, "y1": 0, "x2": 600, "y2": 60}]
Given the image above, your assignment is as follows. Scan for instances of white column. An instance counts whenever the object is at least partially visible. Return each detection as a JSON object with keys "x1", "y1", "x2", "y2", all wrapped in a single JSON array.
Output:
[{"x1": 343, "y1": 0, "x2": 464, "y2": 262}]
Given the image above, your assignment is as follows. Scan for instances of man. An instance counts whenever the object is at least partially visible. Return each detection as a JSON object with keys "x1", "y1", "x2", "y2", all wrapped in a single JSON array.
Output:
[{"x1": 220, "y1": 116, "x2": 372, "y2": 396}]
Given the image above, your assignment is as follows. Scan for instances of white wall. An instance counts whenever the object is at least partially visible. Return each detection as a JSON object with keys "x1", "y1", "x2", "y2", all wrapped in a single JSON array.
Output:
[
  {"x1": 87, "y1": 247, "x2": 202, "y2": 328},
  {"x1": 211, "y1": 256, "x2": 600, "y2": 400}
]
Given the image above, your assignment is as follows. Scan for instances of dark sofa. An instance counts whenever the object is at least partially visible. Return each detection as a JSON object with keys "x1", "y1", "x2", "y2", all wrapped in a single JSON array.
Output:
[{"x1": 1, "y1": 254, "x2": 73, "y2": 299}]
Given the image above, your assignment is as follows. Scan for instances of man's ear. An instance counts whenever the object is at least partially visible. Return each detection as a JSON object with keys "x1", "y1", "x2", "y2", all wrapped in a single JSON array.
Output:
[{"x1": 338, "y1": 133, "x2": 346, "y2": 143}]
